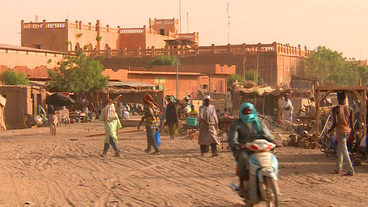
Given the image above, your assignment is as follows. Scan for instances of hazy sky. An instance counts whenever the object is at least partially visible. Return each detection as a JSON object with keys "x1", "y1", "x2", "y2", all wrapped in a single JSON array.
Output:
[{"x1": 2, "y1": 0, "x2": 368, "y2": 59}]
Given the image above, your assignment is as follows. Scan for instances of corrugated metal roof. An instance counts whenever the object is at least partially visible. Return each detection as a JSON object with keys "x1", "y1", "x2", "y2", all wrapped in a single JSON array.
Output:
[
  {"x1": 29, "y1": 80, "x2": 47, "y2": 87},
  {"x1": 108, "y1": 81, "x2": 156, "y2": 88}
]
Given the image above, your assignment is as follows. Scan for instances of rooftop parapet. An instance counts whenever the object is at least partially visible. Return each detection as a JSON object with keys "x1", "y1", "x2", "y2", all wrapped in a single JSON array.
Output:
[{"x1": 21, "y1": 19, "x2": 120, "y2": 34}]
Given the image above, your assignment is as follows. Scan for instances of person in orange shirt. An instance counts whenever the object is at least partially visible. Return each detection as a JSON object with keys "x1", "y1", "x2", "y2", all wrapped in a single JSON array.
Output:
[{"x1": 327, "y1": 92, "x2": 355, "y2": 176}]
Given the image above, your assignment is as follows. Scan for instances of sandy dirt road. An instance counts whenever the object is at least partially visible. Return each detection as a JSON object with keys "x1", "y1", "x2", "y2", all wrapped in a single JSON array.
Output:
[{"x1": 0, "y1": 121, "x2": 367, "y2": 207}]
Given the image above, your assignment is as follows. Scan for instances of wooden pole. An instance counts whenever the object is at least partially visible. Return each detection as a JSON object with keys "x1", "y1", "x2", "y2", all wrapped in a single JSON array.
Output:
[
  {"x1": 315, "y1": 89, "x2": 321, "y2": 135},
  {"x1": 254, "y1": 93, "x2": 257, "y2": 107},
  {"x1": 85, "y1": 129, "x2": 143, "y2": 137},
  {"x1": 262, "y1": 94, "x2": 265, "y2": 115},
  {"x1": 364, "y1": 89, "x2": 367, "y2": 136}
]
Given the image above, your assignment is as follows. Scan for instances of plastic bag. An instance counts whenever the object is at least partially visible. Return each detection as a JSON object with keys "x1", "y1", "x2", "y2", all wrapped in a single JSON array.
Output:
[{"x1": 155, "y1": 130, "x2": 161, "y2": 147}]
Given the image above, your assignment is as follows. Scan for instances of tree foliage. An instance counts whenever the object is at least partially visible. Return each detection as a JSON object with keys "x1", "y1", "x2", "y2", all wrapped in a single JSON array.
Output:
[
  {"x1": 227, "y1": 74, "x2": 244, "y2": 86},
  {"x1": 149, "y1": 55, "x2": 179, "y2": 68},
  {"x1": 47, "y1": 51, "x2": 108, "y2": 92},
  {"x1": 244, "y1": 70, "x2": 260, "y2": 81},
  {"x1": 0, "y1": 70, "x2": 29, "y2": 85},
  {"x1": 302, "y1": 46, "x2": 366, "y2": 86}
]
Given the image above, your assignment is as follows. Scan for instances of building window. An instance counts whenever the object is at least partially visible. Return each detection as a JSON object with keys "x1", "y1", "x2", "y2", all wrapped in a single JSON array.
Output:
[
  {"x1": 160, "y1": 29, "x2": 165, "y2": 35},
  {"x1": 202, "y1": 84, "x2": 208, "y2": 89},
  {"x1": 155, "y1": 77, "x2": 165, "y2": 83},
  {"x1": 159, "y1": 85, "x2": 164, "y2": 90}
]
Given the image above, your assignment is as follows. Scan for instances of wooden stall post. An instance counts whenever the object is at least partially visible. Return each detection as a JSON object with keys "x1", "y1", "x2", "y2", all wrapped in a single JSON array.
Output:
[
  {"x1": 315, "y1": 88, "x2": 321, "y2": 135},
  {"x1": 364, "y1": 89, "x2": 367, "y2": 135},
  {"x1": 262, "y1": 94, "x2": 265, "y2": 115}
]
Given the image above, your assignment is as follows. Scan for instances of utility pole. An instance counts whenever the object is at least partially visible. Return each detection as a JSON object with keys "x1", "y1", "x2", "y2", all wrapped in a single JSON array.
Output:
[
  {"x1": 243, "y1": 53, "x2": 246, "y2": 79},
  {"x1": 176, "y1": 0, "x2": 182, "y2": 99},
  {"x1": 187, "y1": 12, "x2": 189, "y2": 33},
  {"x1": 226, "y1": 2, "x2": 230, "y2": 44}
]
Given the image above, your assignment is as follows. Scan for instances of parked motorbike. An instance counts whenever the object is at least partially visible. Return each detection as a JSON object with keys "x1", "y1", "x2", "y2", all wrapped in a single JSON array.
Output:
[{"x1": 231, "y1": 139, "x2": 280, "y2": 207}]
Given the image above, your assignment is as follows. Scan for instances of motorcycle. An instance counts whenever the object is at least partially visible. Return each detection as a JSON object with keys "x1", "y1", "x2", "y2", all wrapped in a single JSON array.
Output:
[{"x1": 231, "y1": 139, "x2": 280, "y2": 207}]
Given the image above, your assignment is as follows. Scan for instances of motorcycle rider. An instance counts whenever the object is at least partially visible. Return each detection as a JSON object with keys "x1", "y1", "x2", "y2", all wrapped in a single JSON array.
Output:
[{"x1": 228, "y1": 102, "x2": 278, "y2": 197}]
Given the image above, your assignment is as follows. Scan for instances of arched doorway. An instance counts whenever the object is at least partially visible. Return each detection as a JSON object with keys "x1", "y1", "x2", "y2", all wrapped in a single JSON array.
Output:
[
  {"x1": 75, "y1": 42, "x2": 80, "y2": 51},
  {"x1": 87, "y1": 44, "x2": 93, "y2": 51}
]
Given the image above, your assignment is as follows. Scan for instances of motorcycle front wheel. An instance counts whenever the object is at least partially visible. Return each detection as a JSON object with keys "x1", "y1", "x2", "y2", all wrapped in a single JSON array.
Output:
[{"x1": 259, "y1": 177, "x2": 279, "y2": 207}]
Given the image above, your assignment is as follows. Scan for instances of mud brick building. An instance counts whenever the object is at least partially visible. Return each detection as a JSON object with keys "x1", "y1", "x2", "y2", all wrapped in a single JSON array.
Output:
[
  {"x1": 21, "y1": 18, "x2": 198, "y2": 53},
  {"x1": 18, "y1": 18, "x2": 310, "y2": 87},
  {"x1": 102, "y1": 64, "x2": 235, "y2": 99}
]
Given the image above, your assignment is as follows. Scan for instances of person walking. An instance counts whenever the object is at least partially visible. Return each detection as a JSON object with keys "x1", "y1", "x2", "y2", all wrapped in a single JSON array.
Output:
[
  {"x1": 99, "y1": 98, "x2": 122, "y2": 157},
  {"x1": 165, "y1": 95, "x2": 180, "y2": 139},
  {"x1": 138, "y1": 95, "x2": 160, "y2": 155},
  {"x1": 198, "y1": 95, "x2": 220, "y2": 156},
  {"x1": 327, "y1": 92, "x2": 355, "y2": 176}
]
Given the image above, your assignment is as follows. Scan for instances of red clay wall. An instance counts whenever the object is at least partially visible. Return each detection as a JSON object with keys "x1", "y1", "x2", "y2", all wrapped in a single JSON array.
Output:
[
  {"x1": 101, "y1": 52, "x2": 304, "y2": 87},
  {"x1": 0, "y1": 86, "x2": 31, "y2": 126},
  {"x1": 276, "y1": 53, "x2": 303, "y2": 86},
  {"x1": 68, "y1": 23, "x2": 99, "y2": 51},
  {"x1": 0, "y1": 50, "x2": 62, "y2": 69},
  {"x1": 149, "y1": 18, "x2": 179, "y2": 36},
  {"x1": 209, "y1": 75, "x2": 227, "y2": 93},
  {"x1": 102, "y1": 69, "x2": 128, "y2": 80},
  {"x1": 128, "y1": 73, "x2": 201, "y2": 99},
  {"x1": 21, "y1": 20, "x2": 69, "y2": 51},
  {"x1": 145, "y1": 33, "x2": 168, "y2": 49},
  {"x1": 119, "y1": 33, "x2": 146, "y2": 50},
  {"x1": 0, "y1": 66, "x2": 49, "y2": 79},
  {"x1": 147, "y1": 64, "x2": 236, "y2": 75}
]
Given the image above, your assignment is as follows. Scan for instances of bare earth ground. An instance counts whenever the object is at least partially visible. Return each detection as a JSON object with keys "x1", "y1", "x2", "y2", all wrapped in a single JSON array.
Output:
[{"x1": 0, "y1": 121, "x2": 368, "y2": 207}]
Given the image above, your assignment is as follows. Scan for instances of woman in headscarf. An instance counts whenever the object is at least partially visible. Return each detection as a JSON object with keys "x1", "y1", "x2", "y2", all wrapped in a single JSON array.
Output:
[
  {"x1": 227, "y1": 102, "x2": 277, "y2": 196},
  {"x1": 165, "y1": 95, "x2": 180, "y2": 139},
  {"x1": 138, "y1": 95, "x2": 160, "y2": 155},
  {"x1": 99, "y1": 98, "x2": 122, "y2": 157}
]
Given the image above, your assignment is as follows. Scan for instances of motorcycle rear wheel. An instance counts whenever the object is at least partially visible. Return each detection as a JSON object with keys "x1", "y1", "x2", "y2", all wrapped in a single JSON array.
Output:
[
  {"x1": 179, "y1": 127, "x2": 187, "y2": 135},
  {"x1": 259, "y1": 177, "x2": 279, "y2": 207}
]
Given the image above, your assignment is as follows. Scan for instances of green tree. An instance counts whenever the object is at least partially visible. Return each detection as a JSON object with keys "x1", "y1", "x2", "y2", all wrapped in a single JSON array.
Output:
[
  {"x1": 356, "y1": 64, "x2": 368, "y2": 85},
  {"x1": 303, "y1": 46, "x2": 361, "y2": 86},
  {"x1": 149, "y1": 55, "x2": 179, "y2": 68},
  {"x1": 47, "y1": 51, "x2": 108, "y2": 92},
  {"x1": 227, "y1": 74, "x2": 244, "y2": 86},
  {"x1": 0, "y1": 70, "x2": 29, "y2": 85},
  {"x1": 244, "y1": 70, "x2": 260, "y2": 81}
]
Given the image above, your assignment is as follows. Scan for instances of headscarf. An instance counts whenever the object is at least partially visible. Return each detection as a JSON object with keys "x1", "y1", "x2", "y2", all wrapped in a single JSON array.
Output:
[
  {"x1": 166, "y1": 95, "x2": 176, "y2": 103},
  {"x1": 143, "y1": 94, "x2": 157, "y2": 107},
  {"x1": 239, "y1": 103, "x2": 261, "y2": 134}
]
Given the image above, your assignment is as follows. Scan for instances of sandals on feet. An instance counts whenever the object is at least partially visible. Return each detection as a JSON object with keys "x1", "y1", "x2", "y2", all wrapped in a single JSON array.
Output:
[{"x1": 330, "y1": 170, "x2": 341, "y2": 174}]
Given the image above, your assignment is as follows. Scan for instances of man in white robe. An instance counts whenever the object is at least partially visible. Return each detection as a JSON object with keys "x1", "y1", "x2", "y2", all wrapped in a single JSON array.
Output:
[
  {"x1": 198, "y1": 95, "x2": 220, "y2": 156},
  {"x1": 281, "y1": 93, "x2": 293, "y2": 123}
]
